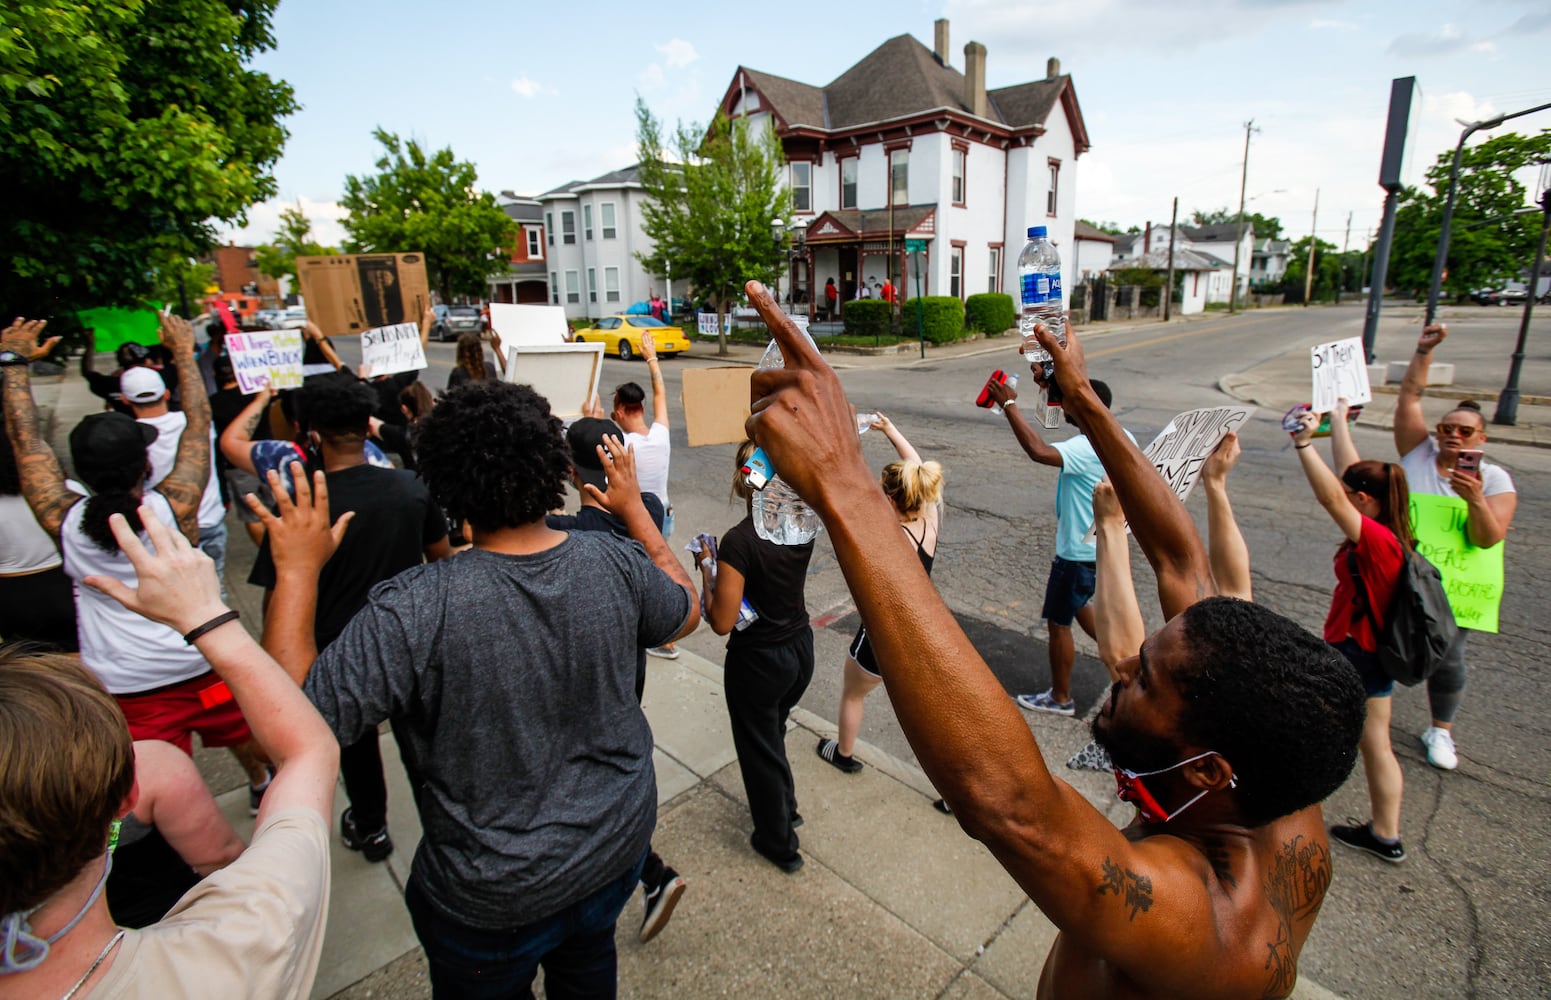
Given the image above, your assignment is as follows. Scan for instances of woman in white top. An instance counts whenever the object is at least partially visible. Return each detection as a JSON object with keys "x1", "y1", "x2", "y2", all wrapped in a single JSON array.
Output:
[
  {"x1": 1393, "y1": 323, "x2": 1519, "y2": 771},
  {"x1": 0, "y1": 413, "x2": 76, "y2": 649}
]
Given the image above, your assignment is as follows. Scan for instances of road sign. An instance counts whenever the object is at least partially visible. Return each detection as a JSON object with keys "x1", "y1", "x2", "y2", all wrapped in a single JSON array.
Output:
[{"x1": 904, "y1": 239, "x2": 928, "y2": 253}]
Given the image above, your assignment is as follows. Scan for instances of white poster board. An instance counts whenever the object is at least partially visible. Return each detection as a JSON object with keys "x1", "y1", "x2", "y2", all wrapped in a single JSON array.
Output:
[
  {"x1": 490, "y1": 304, "x2": 568, "y2": 347},
  {"x1": 226, "y1": 330, "x2": 304, "y2": 394},
  {"x1": 1310, "y1": 337, "x2": 1372, "y2": 411},
  {"x1": 360, "y1": 322, "x2": 427, "y2": 377},
  {"x1": 697, "y1": 312, "x2": 720, "y2": 337},
  {"x1": 503, "y1": 342, "x2": 605, "y2": 421},
  {"x1": 1144, "y1": 405, "x2": 1256, "y2": 502}
]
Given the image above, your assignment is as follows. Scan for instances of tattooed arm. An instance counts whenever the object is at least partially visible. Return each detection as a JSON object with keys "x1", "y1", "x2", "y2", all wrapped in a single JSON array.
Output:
[
  {"x1": 1, "y1": 318, "x2": 81, "y2": 539},
  {"x1": 153, "y1": 314, "x2": 212, "y2": 543},
  {"x1": 219, "y1": 387, "x2": 273, "y2": 477}
]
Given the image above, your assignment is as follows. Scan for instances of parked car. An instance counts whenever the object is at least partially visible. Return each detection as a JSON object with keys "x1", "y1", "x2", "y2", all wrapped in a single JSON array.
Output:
[
  {"x1": 431, "y1": 304, "x2": 484, "y2": 342},
  {"x1": 278, "y1": 307, "x2": 309, "y2": 329},
  {"x1": 252, "y1": 308, "x2": 284, "y2": 330},
  {"x1": 571, "y1": 315, "x2": 691, "y2": 360},
  {"x1": 1499, "y1": 287, "x2": 1528, "y2": 307}
]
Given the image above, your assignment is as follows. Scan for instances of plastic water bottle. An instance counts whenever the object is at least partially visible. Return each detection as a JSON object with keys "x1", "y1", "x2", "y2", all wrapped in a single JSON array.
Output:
[
  {"x1": 855, "y1": 412, "x2": 876, "y2": 434},
  {"x1": 989, "y1": 373, "x2": 1019, "y2": 416},
  {"x1": 1019, "y1": 226, "x2": 1066, "y2": 369},
  {"x1": 749, "y1": 336, "x2": 823, "y2": 545}
]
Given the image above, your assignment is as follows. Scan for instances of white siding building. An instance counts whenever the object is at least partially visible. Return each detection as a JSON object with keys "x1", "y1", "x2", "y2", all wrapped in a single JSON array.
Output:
[
  {"x1": 537, "y1": 166, "x2": 671, "y2": 321},
  {"x1": 719, "y1": 19, "x2": 1090, "y2": 313},
  {"x1": 1111, "y1": 223, "x2": 1252, "y2": 304}
]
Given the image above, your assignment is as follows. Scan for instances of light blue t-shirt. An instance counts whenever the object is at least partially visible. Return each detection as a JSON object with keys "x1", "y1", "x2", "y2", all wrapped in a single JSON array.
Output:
[{"x1": 1052, "y1": 431, "x2": 1135, "y2": 562}]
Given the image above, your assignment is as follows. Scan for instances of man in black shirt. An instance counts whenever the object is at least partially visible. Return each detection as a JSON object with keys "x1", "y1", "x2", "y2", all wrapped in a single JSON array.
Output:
[{"x1": 248, "y1": 373, "x2": 450, "y2": 861}]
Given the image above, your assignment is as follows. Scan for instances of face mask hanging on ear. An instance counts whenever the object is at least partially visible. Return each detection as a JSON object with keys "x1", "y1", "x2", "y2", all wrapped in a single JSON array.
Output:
[
  {"x1": 1113, "y1": 751, "x2": 1238, "y2": 824},
  {"x1": 0, "y1": 821, "x2": 120, "y2": 975}
]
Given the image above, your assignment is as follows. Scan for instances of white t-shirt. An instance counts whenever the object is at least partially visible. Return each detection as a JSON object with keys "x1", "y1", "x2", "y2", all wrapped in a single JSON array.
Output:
[
  {"x1": 137, "y1": 411, "x2": 224, "y2": 530},
  {"x1": 1400, "y1": 437, "x2": 1516, "y2": 498},
  {"x1": 61, "y1": 492, "x2": 211, "y2": 693},
  {"x1": 625, "y1": 422, "x2": 671, "y2": 508},
  {"x1": 0, "y1": 494, "x2": 62, "y2": 573},
  {"x1": 89, "y1": 808, "x2": 330, "y2": 1000}
]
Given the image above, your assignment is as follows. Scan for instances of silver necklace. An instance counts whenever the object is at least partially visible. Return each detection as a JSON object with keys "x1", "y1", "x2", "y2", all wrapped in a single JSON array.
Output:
[{"x1": 59, "y1": 928, "x2": 123, "y2": 1000}]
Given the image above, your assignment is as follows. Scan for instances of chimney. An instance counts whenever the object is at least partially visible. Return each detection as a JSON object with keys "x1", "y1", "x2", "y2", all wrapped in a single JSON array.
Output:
[
  {"x1": 963, "y1": 41, "x2": 988, "y2": 119},
  {"x1": 934, "y1": 19, "x2": 950, "y2": 66},
  {"x1": 1144, "y1": 222, "x2": 1152, "y2": 256},
  {"x1": 1047, "y1": 57, "x2": 1061, "y2": 80}
]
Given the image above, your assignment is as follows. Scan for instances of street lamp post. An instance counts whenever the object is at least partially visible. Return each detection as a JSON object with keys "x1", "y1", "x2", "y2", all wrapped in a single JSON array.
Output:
[
  {"x1": 771, "y1": 218, "x2": 786, "y2": 315},
  {"x1": 1493, "y1": 162, "x2": 1551, "y2": 426}
]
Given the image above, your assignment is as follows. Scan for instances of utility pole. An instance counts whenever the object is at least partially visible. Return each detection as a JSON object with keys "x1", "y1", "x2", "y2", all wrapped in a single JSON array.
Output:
[
  {"x1": 1164, "y1": 196, "x2": 1178, "y2": 321},
  {"x1": 1340, "y1": 211, "x2": 1352, "y2": 302},
  {"x1": 1303, "y1": 188, "x2": 1320, "y2": 306},
  {"x1": 1229, "y1": 119, "x2": 1258, "y2": 314}
]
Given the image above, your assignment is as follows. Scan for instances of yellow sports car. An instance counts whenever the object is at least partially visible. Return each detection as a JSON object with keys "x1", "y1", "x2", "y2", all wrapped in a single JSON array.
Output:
[{"x1": 571, "y1": 315, "x2": 690, "y2": 360}]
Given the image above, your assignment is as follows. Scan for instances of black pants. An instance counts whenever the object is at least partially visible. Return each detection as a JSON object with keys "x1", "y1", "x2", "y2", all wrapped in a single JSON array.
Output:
[
  {"x1": 341, "y1": 732, "x2": 388, "y2": 832},
  {"x1": 0, "y1": 566, "x2": 78, "y2": 651},
  {"x1": 723, "y1": 627, "x2": 814, "y2": 862}
]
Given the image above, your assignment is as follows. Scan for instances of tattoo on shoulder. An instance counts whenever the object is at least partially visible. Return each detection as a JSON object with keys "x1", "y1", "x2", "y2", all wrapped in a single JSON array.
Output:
[
  {"x1": 1097, "y1": 856, "x2": 1154, "y2": 921},
  {"x1": 1261, "y1": 834, "x2": 1331, "y2": 998}
]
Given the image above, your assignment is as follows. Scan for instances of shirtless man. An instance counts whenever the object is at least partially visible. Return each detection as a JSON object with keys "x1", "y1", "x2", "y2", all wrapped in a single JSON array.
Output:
[{"x1": 741, "y1": 281, "x2": 1366, "y2": 999}]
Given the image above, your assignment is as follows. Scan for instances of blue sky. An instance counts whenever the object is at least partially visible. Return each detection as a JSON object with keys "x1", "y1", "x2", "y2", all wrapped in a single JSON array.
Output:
[{"x1": 223, "y1": 0, "x2": 1551, "y2": 249}]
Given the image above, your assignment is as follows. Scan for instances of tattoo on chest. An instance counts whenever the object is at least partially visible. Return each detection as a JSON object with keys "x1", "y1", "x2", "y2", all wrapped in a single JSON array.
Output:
[
  {"x1": 1096, "y1": 857, "x2": 1154, "y2": 921},
  {"x1": 1262, "y1": 835, "x2": 1331, "y2": 998}
]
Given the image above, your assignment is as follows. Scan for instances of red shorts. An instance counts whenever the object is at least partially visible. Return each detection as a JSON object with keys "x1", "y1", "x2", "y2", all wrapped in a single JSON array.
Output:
[{"x1": 115, "y1": 671, "x2": 252, "y2": 754}]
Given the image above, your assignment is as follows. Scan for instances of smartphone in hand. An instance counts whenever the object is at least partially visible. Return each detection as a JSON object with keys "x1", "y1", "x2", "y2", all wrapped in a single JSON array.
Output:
[{"x1": 1455, "y1": 449, "x2": 1483, "y2": 480}]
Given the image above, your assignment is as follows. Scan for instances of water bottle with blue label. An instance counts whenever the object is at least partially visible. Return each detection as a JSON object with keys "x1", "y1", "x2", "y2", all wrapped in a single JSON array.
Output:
[
  {"x1": 1018, "y1": 226, "x2": 1066, "y2": 393},
  {"x1": 745, "y1": 335, "x2": 823, "y2": 546}
]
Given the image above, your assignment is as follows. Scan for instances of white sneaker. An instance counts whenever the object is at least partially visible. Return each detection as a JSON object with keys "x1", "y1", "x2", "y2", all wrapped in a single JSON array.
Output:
[{"x1": 1420, "y1": 727, "x2": 1458, "y2": 770}]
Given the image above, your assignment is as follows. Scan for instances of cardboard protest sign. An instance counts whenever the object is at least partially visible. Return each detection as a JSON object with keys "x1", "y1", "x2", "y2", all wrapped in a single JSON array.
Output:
[
  {"x1": 1409, "y1": 493, "x2": 1504, "y2": 633},
  {"x1": 490, "y1": 304, "x2": 568, "y2": 346},
  {"x1": 360, "y1": 323, "x2": 427, "y2": 377},
  {"x1": 226, "y1": 330, "x2": 304, "y2": 394},
  {"x1": 682, "y1": 367, "x2": 755, "y2": 446},
  {"x1": 502, "y1": 343, "x2": 604, "y2": 421},
  {"x1": 1310, "y1": 337, "x2": 1372, "y2": 412},
  {"x1": 1144, "y1": 405, "x2": 1256, "y2": 502},
  {"x1": 296, "y1": 253, "x2": 429, "y2": 336}
]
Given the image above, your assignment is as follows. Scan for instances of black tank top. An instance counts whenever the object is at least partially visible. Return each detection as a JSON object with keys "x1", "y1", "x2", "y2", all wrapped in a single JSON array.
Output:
[{"x1": 902, "y1": 520, "x2": 935, "y2": 575}]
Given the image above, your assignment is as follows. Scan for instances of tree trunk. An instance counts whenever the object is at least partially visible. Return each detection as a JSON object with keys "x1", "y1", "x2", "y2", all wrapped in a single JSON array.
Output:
[{"x1": 716, "y1": 292, "x2": 728, "y2": 357}]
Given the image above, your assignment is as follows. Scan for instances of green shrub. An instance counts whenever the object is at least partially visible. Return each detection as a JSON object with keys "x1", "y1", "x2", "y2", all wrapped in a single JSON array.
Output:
[
  {"x1": 842, "y1": 299, "x2": 891, "y2": 339},
  {"x1": 964, "y1": 292, "x2": 1015, "y2": 334},
  {"x1": 903, "y1": 296, "x2": 966, "y2": 344}
]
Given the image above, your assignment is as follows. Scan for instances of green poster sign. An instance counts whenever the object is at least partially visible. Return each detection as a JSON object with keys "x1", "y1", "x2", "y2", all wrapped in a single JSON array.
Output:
[
  {"x1": 1409, "y1": 493, "x2": 1504, "y2": 633},
  {"x1": 78, "y1": 305, "x2": 165, "y2": 354}
]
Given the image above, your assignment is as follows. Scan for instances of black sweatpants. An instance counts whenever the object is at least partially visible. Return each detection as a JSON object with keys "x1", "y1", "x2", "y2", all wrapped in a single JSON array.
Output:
[
  {"x1": 341, "y1": 732, "x2": 388, "y2": 832},
  {"x1": 723, "y1": 627, "x2": 815, "y2": 862}
]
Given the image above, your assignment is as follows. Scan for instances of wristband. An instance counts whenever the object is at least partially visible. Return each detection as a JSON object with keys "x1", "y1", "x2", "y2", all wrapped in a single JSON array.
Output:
[
  {"x1": 183, "y1": 610, "x2": 240, "y2": 644},
  {"x1": 1295, "y1": 443, "x2": 1311, "y2": 450}
]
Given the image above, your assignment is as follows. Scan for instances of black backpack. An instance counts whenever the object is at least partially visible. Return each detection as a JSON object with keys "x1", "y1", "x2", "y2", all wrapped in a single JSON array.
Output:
[{"x1": 1348, "y1": 547, "x2": 1459, "y2": 686}]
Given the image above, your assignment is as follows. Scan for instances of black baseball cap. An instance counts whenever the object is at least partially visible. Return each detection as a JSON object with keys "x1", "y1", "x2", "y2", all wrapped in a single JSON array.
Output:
[
  {"x1": 565, "y1": 417, "x2": 623, "y2": 492},
  {"x1": 69, "y1": 412, "x2": 158, "y2": 490}
]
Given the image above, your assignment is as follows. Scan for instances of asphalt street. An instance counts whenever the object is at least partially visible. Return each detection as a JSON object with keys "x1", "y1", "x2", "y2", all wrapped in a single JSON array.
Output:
[{"x1": 335, "y1": 303, "x2": 1551, "y2": 997}]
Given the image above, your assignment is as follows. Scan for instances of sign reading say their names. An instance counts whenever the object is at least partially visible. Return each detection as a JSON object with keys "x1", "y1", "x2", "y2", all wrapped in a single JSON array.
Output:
[
  {"x1": 360, "y1": 323, "x2": 427, "y2": 377},
  {"x1": 1310, "y1": 337, "x2": 1372, "y2": 412},
  {"x1": 226, "y1": 330, "x2": 304, "y2": 395},
  {"x1": 1145, "y1": 404, "x2": 1256, "y2": 503}
]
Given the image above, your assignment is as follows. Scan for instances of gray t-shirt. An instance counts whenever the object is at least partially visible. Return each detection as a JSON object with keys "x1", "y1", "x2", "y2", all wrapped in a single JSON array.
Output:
[{"x1": 304, "y1": 533, "x2": 691, "y2": 930}]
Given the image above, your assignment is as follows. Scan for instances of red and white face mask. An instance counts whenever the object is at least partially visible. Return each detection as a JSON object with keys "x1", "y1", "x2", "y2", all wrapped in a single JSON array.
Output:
[{"x1": 1113, "y1": 750, "x2": 1237, "y2": 824}]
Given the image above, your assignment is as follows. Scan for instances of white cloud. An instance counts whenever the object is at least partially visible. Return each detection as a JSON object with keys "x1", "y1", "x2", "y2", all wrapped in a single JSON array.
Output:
[
  {"x1": 638, "y1": 63, "x2": 667, "y2": 91},
  {"x1": 217, "y1": 195, "x2": 349, "y2": 248},
  {"x1": 1389, "y1": 23, "x2": 1496, "y2": 58},
  {"x1": 1310, "y1": 18, "x2": 1358, "y2": 31},
  {"x1": 510, "y1": 75, "x2": 559, "y2": 99},
  {"x1": 656, "y1": 38, "x2": 699, "y2": 69}
]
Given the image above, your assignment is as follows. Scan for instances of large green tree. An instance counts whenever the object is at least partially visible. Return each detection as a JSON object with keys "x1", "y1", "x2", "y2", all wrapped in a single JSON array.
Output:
[
  {"x1": 255, "y1": 205, "x2": 337, "y2": 282},
  {"x1": 1191, "y1": 207, "x2": 1283, "y2": 242},
  {"x1": 339, "y1": 130, "x2": 516, "y2": 302},
  {"x1": 1388, "y1": 131, "x2": 1551, "y2": 300},
  {"x1": 0, "y1": 1, "x2": 296, "y2": 320},
  {"x1": 1279, "y1": 237, "x2": 1344, "y2": 304},
  {"x1": 634, "y1": 99, "x2": 791, "y2": 355}
]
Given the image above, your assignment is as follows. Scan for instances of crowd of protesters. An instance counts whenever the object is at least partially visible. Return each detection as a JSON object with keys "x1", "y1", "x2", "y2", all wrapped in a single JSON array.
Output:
[{"x1": 0, "y1": 283, "x2": 1513, "y2": 999}]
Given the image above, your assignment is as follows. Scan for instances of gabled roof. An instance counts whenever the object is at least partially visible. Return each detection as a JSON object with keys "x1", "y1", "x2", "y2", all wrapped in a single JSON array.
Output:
[
  {"x1": 1073, "y1": 220, "x2": 1119, "y2": 243},
  {"x1": 804, "y1": 205, "x2": 938, "y2": 242},
  {"x1": 988, "y1": 78, "x2": 1067, "y2": 130},
  {"x1": 1182, "y1": 222, "x2": 1249, "y2": 244},
  {"x1": 1111, "y1": 248, "x2": 1226, "y2": 272},
  {"x1": 537, "y1": 164, "x2": 644, "y2": 200},
  {"x1": 741, "y1": 68, "x2": 826, "y2": 128}
]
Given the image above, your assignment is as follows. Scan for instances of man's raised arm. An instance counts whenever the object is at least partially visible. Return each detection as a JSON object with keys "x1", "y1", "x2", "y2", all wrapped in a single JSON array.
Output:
[
  {"x1": 1, "y1": 318, "x2": 80, "y2": 539},
  {"x1": 153, "y1": 314, "x2": 212, "y2": 544},
  {"x1": 1031, "y1": 322, "x2": 1215, "y2": 620}
]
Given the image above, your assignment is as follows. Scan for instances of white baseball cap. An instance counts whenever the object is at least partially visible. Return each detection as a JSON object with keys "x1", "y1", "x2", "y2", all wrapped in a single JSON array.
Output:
[{"x1": 119, "y1": 366, "x2": 167, "y2": 403}]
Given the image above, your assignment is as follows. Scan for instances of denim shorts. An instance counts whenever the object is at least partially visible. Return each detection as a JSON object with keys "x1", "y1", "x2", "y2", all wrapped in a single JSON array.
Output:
[
  {"x1": 1041, "y1": 556, "x2": 1097, "y2": 627},
  {"x1": 1333, "y1": 637, "x2": 1393, "y2": 699}
]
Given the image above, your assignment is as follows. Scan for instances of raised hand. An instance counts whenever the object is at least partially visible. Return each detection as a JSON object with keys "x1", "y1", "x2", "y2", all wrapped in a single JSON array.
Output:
[
  {"x1": 2, "y1": 316, "x2": 50, "y2": 357},
  {"x1": 82, "y1": 507, "x2": 227, "y2": 635},
  {"x1": 641, "y1": 328, "x2": 658, "y2": 363},
  {"x1": 1092, "y1": 478, "x2": 1123, "y2": 526},
  {"x1": 987, "y1": 377, "x2": 1018, "y2": 407},
  {"x1": 1030, "y1": 322, "x2": 1089, "y2": 402},
  {"x1": 244, "y1": 461, "x2": 354, "y2": 578},
  {"x1": 582, "y1": 433, "x2": 644, "y2": 513},
  {"x1": 1290, "y1": 411, "x2": 1320, "y2": 447},
  {"x1": 1417, "y1": 322, "x2": 1447, "y2": 355},
  {"x1": 158, "y1": 312, "x2": 196, "y2": 355},
  {"x1": 1201, "y1": 431, "x2": 1241, "y2": 485}
]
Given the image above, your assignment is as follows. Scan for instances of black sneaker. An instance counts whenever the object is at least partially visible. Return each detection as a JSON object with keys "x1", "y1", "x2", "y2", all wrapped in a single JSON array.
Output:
[
  {"x1": 751, "y1": 837, "x2": 804, "y2": 873},
  {"x1": 639, "y1": 868, "x2": 686, "y2": 943},
  {"x1": 815, "y1": 738, "x2": 863, "y2": 774},
  {"x1": 341, "y1": 807, "x2": 394, "y2": 863},
  {"x1": 1330, "y1": 821, "x2": 1405, "y2": 863},
  {"x1": 248, "y1": 765, "x2": 276, "y2": 817}
]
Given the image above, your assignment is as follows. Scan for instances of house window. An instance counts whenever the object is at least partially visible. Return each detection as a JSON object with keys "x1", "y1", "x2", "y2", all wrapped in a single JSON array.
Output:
[
  {"x1": 601, "y1": 202, "x2": 617, "y2": 239},
  {"x1": 840, "y1": 157, "x2": 858, "y2": 210},
  {"x1": 527, "y1": 227, "x2": 542, "y2": 259},
  {"x1": 988, "y1": 247, "x2": 1001, "y2": 293},
  {"x1": 562, "y1": 210, "x2": 576, "y2": 244},
  {"x1": 587, "y1": 267, "x2": 597, "y2": 303},
  {"x1": 604, "y1": 267, "x2": 621, "y2": 303},
  {"x1": 889, "y1": 149, "x2": 909, "y2": 207},
  {"x1": 790, "y1": 161, "x2": 811, "y2": 212},
  {"x1": 950, "y1": 247, "x2": 963, "y2": 298},
  {"x1": 546, "y1": 212, "x2": 555, "y2": 247},
  {"x1": 951, "y1": 148, "x2": 965, "y2": 205},
  {"x1": 583, "y1": 204, "x2": 593, "y2": 240},
  {"x1": 550, "y1": 271, "x2": 559, "y2": 304},
  {"x1": 1047, "y1": 160, "x2": 1060, "y2": 216},
  {"x1": 564, "y1": 270, "x2": 579, "y2": 304}
]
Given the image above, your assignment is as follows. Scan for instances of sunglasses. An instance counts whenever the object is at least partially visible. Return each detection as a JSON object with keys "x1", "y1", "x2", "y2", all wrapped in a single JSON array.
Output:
[{"x1": 1436, "y1": 423, "x2": 1481, "y2": 438}]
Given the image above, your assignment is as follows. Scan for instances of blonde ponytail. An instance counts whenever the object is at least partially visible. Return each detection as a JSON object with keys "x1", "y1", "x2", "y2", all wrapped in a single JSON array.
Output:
[{"x1": 881, "y1": 459, "x2": 944, "y2": 517}]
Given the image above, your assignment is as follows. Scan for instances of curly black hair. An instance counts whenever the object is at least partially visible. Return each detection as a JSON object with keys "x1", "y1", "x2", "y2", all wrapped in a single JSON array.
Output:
[
  {"x1": 1174, "y1": 597, "x2": 1366, "y2": 827},
  {"x1": 298, "y1": 373, "x2": 378, "y2": 441},
  {"x1": 413, "y1": 381, "x2": 569, "y2": 532}
]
